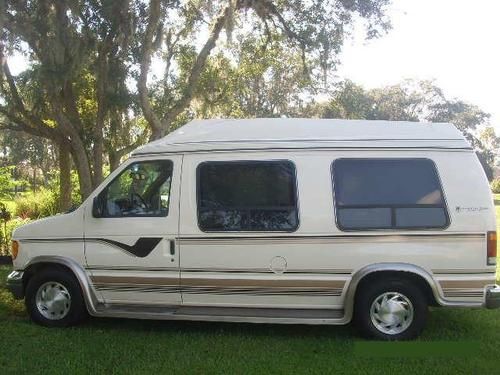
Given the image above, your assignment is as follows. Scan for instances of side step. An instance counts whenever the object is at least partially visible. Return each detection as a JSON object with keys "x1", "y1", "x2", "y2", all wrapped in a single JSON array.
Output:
[{"x1": 93, "y1": 303, "x2": 346, "y2": 325}]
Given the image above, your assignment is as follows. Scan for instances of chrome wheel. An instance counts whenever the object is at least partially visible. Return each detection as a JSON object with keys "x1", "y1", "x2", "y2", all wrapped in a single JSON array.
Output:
[
  {"x1": 370, "y1": 292, "x2": 414, "y2": 335},
  {"x1": 35, "y1": 281, "x2": 72, "y2": 320}
]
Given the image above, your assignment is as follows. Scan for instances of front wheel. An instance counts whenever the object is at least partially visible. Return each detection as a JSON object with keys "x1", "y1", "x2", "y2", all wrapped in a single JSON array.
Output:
[
  {"x1": 25, "y1": 268, "x2": 87, "y2": 327},
  {"x1": 354, "y1": 278, "x2": 428, "y2": 340}
]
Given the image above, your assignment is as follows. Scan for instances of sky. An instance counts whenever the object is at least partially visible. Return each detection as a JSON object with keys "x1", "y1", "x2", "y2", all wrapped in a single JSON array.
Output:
[{"x1": 336, "y1": 0, "x2": 500, "y2": 132}]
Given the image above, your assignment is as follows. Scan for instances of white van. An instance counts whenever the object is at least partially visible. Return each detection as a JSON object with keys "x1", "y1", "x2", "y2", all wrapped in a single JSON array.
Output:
[{"x1": 6, "y1": 118, "x2": 499, "y2": 340}]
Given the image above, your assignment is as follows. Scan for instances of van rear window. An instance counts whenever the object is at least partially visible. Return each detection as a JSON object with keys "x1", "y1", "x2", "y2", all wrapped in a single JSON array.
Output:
[
  {"x1": 332, "y1": 158, "x2": 449, "y2": 230},
  {"x1": 197, "y1": 161, "x2": 298, "y2": 232}
]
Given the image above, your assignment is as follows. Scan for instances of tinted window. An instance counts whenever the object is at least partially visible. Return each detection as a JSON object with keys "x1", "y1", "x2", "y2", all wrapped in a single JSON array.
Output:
[
  {"x1": 198, "y1": 161, "x2": 298, "y2": 231},
  {"x1": 332, "y1": 159, "x2": 448, "y2": 230},
  {"x1": 99, "y1": 160, "x2": 173, "y2": 217}
]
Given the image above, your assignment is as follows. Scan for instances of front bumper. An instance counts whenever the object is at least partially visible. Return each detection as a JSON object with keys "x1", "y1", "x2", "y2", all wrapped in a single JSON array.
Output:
[
  {"x1": 6, "y1": 270, "x2": 24, "y2": 299},
  {"x1": 485, "y1": 285, "x2": 500, "y2": 309}
]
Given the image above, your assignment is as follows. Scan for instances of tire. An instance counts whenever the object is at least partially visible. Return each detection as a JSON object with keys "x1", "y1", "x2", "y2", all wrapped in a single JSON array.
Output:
[
  {"x1": 354, "y1": 278, "x2": 428, "y2": 340},
  {"x1": 25, "y1": 268, "x2": 87, "y2": 327}
]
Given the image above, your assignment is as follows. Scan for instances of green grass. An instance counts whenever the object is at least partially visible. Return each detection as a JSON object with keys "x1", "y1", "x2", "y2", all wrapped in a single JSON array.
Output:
[{"x1": 0, "y1": 200, "x2": 499, "y2": 374}]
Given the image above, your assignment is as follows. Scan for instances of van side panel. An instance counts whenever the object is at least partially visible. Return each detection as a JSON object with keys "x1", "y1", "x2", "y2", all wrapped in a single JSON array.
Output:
[{"x1": 178, "y1": 149, "x2": 495, "y2": 310}]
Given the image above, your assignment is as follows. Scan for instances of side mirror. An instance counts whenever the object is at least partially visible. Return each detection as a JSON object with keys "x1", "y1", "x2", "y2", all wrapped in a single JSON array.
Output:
[{"x1": 92, "y1": 194, "x2": 104, "y2": 218}]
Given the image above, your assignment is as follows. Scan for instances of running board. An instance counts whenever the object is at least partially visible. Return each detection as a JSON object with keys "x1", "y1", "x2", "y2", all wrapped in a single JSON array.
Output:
[{"x1": 93, "y1": 303, "x2": 346, "y2": 325}]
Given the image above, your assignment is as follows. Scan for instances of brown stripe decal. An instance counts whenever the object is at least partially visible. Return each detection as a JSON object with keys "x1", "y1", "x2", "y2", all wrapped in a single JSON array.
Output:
[
  {"x1": 179, "y1": 233, "x2": 485, "y2": 246},
  {"x1": 181, "y1": 278, "x2": 345, "y2": 289},
  {"x1": 439, "y1": 279, "x2": 494, "y2": 289},
  {"x1": 91, "y1": 276, "x2": 346, "y2": 296},
  {"x1": 87, "y1": 266, "x2": 353, "y2": 274},
  {"x1": 433, "y1": 270, "x2": 496, "y2": 275},
  {"x1": 94, "y1": 285, "x2": 344, "y2": 296},
  {"x1": 92, "y1": 276, "x2": 178, "y2": 286},
  {"x1": 92, "y1": 276, "x2": 345, "y2": 289}
]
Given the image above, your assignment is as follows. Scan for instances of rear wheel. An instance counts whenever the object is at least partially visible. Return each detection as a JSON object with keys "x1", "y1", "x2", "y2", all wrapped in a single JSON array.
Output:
[
  {"x1": 25, "y1": 268, "x2": 87, "y2": 327},
  {"x1": 354, "y1": 278, "x2": 428, "y2": 340}
]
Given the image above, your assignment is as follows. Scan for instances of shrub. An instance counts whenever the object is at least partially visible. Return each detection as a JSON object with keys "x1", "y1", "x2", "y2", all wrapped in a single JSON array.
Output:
[
  {"x1": 14, "y1": 188, "x2": 59, "y2": 220},
  {"x1": 491, "y1": 178, "x2": 500, "y2": 194},
  {"x1": 0, "y1": 217, "x2": 31, "y2": 256}
]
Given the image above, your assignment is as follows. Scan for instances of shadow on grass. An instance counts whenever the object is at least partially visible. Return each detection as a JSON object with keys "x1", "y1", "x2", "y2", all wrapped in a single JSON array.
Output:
[
  {"x1": 494, "y1": 199, "x2": 500, "y2": 206},
  {"x1": 85, "y1": 315, "x2": 356, "y2": 341},
  {"x1": 81, "y1": 306, "x2": 485, "y2": 341}
]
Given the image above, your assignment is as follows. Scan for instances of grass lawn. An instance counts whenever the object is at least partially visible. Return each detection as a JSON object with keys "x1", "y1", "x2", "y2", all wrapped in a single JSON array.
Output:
[{"x1": 0, "y1": 200, "x2": 499, "y2": 374}]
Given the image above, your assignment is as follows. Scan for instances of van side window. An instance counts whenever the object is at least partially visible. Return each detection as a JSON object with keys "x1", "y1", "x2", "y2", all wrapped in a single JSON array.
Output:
[
  {"x1": 100, "y1": 160, "x2": 173, "y2": 217},
  {"x1": 197, "y1": 161, "x2": 298, "y2": 231},
  {"x1": 332, "y1": 158, "x2": 449, "y2": 230}
]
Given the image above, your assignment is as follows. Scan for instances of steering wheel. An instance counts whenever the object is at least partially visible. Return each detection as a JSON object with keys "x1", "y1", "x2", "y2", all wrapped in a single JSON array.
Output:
[{"x1": 131, "y1": 192, "x2": 148, "y2": 209}]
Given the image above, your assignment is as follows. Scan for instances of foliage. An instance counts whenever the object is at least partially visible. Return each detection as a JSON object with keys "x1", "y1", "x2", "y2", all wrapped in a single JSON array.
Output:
[
  {"x1": 191, "y1": 36, "x2": 313, "y2": 118},
  {"x1": 136, "y1": 0, "x2": 392, "y2": 138},
  {"x1": 0, "y1": 166, "x2": 28, "y2": 199},
  {"x1": 0, "y1": 1, "x2": 498, "y2": 204},
  {"x1": 0, "y1": 217, "x2": 30, "y2": 256},
  {"x1": 491, "y1": 179, "x2": 500, "y2": 194},
  {"x1": 11, "y1": 170, "x2": 81, "y2": 220},
  {"x1": 0, "y1": 167, "x2": 14, "y2": 199},
  {"x1": 13, "y1": 189, "x2": 59, "y2": 220},
  {"x1": 0, "y1": 202, "x2": 11, "y2": 255}
]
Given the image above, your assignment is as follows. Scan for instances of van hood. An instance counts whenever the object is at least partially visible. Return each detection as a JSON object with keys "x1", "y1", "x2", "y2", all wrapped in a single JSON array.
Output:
[{"x1": 13, "y1": 209, "x2": 84, "y2": 240}]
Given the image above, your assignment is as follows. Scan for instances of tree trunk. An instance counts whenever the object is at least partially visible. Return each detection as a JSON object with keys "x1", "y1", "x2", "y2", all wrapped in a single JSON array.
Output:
[
  {"x1": 32, "y1": 167, "x2": 37, "y2": 192},
  {"x1": 109, "y1": 151, "x2": 120, "y2": 172},
  {"x1": 59, "y1": 142, "x2": 72, "y2": 212},
  {"x1": 69, "y1": 138, "x2": 94, "y2": 200},
  {"x1": 93, "y1": 46, "x2": 108, "y2": 187},
  {"x1": 93, "y1": 134, "x2": 104, "y2": 187}
]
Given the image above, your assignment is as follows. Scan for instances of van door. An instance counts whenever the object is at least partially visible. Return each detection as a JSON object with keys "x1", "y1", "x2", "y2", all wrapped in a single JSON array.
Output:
[
  {"x1": 84, "y1": 156, "x2": 182, "y2": 306},
  {"x1": 179, "y1": 153, "x2": 347, "y2": 311}
]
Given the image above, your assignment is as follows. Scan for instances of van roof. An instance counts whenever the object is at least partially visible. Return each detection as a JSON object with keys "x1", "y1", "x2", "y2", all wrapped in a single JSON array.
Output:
[{"x1": 132, "y1": 118, "x2": 471, "y2": 155}]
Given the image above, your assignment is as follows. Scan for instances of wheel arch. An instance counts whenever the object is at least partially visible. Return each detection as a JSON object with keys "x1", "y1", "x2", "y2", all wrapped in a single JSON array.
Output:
[
  {"x1": 342, "y1": 263, "x2": 442, "y2": 323},
  {"x1": 23, "y1": 256, "x2": 100, "y2": 315}
]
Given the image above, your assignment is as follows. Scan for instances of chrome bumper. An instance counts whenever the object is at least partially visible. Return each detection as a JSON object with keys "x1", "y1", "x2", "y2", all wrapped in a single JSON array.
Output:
[
  {"x1": 6, "y1": 270, "x2": 24, "y2": 299},
  {"x1": 485, "y1": 285, "x2": 500, "y2": 309}
]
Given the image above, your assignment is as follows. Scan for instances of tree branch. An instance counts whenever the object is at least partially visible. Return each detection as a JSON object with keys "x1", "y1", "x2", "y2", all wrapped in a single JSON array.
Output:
[
  {"x1": 0, "y1": 108, "x2": 63, "y2": 142},
  {"x1": 138, "y1": 0, "x2": 164, "y2": 139},
  {"x1": 160, "y1": 4, "x2": 233, "y2": 136}
]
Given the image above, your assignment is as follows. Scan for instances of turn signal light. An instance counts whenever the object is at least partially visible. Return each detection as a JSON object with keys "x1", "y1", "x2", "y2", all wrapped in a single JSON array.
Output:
[
  {"x1": 11, "y1": 240, "x2": 19, "y2": 260},
  {"x1": 487, "y1": 231, "x2": 497, "y2": 266}
]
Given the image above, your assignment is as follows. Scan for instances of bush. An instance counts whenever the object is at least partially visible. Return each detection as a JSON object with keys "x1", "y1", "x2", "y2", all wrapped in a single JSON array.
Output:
[
  {"x1": 14, "y1": 188, "x2": 59, "y2": 220},
  {"x1": 0, "y1": 217, "x2": 31, "y2": 255},
  {"x1": 491, "y1": 178, "x2": 500, "y2": 194}
]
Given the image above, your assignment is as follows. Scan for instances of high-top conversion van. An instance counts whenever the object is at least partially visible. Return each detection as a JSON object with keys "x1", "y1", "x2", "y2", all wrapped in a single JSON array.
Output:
[{"x1": 6, "y1": 119, "x2": 500, "y2": 340}]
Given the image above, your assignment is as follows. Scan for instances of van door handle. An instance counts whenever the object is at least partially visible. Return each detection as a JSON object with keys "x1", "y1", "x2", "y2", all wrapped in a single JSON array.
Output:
[{"x1": 169, "y1": 239, "x2": 175, "y2": 257}]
